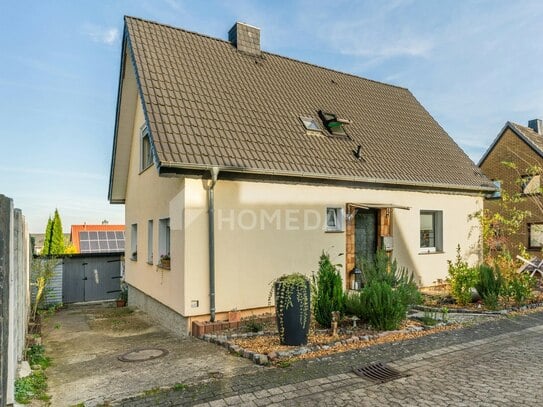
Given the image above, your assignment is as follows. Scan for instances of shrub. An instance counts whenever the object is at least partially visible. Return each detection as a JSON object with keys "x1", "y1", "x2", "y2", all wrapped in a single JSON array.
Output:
[
  {"x1": 447, "y1": 245, "x2": 479, "y2": 305},
  {"x1": 475, "y1": 264, "x2": 503, "y2": 309},
  {"x1": 505, "y1": 273, "x2": 535, "y2": 306},
  {"x1": 360, "y1": 281, "x2": 407, "y2": 331},
  {"x1": 312, "y1": 252, "x2": 345, "y2": 328},
  {"x1": 344, "y1": 291, "x2": 364, "y2": 319}
]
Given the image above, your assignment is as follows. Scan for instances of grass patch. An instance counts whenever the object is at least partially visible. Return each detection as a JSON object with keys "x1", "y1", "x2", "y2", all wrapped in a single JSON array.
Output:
[
  {"x1": 15, "y1": 370, "x2": 50, "y2": 404},
  {"x1": 27, "y1": 344, "x2": 51, "y2": 369},
  {"x1": 143, "y1": 387, "x2": 161, "y2": 396},
  {"x1": 173, "y1": 383, "x2": 187, "y2": 391}
]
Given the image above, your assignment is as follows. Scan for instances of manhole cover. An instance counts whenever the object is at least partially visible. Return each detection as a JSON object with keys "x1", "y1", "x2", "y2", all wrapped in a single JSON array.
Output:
[
  {"x1": 352, "y1": 362, "x2": 408, "y2": 383},
  {"x1": 118, "y1": 348, "x2": 169, "y2": 362}
]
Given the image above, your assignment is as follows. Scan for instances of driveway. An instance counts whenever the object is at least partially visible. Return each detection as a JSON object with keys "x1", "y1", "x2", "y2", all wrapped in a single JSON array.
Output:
[
  {"x1": 41, "y1": 303, "x2": 260, "y2": 406},
  {"x1": 123, "y1": 310, "x2": 543, "y2": 406}
]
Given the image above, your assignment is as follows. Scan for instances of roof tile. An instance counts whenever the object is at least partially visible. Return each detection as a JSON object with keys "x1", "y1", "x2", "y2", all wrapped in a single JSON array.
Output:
[{"x1": 125, "y1": 16, "x2": 493, "y2": 191}]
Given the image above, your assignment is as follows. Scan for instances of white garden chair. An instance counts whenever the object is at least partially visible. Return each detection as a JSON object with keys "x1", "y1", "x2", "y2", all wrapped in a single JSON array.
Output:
[{"x1": 516, "y1": 255, "x2": 543, "y2": 278}]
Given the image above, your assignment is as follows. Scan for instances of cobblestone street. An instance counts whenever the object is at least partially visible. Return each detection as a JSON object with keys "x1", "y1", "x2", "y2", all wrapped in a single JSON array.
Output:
[{"x1": 123, "y1": 311, "x2": 543, "y2": 406}]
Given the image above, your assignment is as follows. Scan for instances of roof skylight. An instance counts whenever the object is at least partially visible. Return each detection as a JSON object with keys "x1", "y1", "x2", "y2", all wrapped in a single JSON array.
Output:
[
  {"x1": 318, "y1": 111, "x2": 351, "y2": 136},
  {"x1": 300, "y1": 116, "x2": 321, "y2": 132}
]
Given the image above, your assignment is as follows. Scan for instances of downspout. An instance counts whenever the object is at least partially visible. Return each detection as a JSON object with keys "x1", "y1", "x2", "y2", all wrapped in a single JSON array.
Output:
[{"x1": 208, "y1": 167, "x2": 219, "y2": 322}]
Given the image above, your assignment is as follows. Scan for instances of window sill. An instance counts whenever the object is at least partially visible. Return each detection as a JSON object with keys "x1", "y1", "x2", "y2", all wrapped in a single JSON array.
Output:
[
  {"x1": 418, "y1": 250, "x2": 444, "y2": 255},
  {"x1": 157, "y1": 264, "x2": 171, "y2": 271},
  {"x1": 325, "y1": 229, "x2": 344, "y2": 233},
  {"x1": 147, "y1": 261, "x2": 153, "y2": 265},
  {"x1": 130, "y1": 257, "x2": 137, "y2": 261}
]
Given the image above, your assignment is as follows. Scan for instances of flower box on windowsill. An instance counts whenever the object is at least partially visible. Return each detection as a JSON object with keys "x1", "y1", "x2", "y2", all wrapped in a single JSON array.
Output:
[{"x1": 158, "y1": 259, "x2": 170, "y2": 270}]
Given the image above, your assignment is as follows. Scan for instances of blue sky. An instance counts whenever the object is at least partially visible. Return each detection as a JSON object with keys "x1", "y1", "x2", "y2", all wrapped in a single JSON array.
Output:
[{"x1": 1, "y1": 0, "x2": 542, "y2": 233}]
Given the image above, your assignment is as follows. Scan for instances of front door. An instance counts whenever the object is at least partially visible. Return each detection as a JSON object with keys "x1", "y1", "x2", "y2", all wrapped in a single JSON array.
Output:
[{"x1": 354, "y1": 208, "x2": 378, "y2": 267}]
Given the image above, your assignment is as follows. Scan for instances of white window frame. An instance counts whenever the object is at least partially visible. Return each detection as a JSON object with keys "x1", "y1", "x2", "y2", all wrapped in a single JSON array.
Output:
[
  {"x1": 419, "y1": 210, "x2": 443, "y2": 253},
  {"x1": 130, "y1": 223, "x2": 138, "y2": 260},
  {"x1": 140, "y1": 126, "x2": 153, "y2": 172},
  {"x1": 158, "y1": 218, "x2": 170, "y2": 259},
  {"x1": 325, "y1": 207, "x2": 344, "y2": 232},
  {"x1": 147, "y1": 220, "x2": 154, "y2": 264}
]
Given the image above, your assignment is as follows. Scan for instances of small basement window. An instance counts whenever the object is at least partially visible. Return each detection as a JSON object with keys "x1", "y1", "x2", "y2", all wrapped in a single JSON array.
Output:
[{"x1": 299, "y1": 116, "x2": 321, "y2": 132}]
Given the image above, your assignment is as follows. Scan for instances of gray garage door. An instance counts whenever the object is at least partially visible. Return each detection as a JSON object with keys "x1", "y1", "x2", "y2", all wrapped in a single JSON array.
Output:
[{"x1": 62, "y1": 256, "x2": 122, "y2": 303}]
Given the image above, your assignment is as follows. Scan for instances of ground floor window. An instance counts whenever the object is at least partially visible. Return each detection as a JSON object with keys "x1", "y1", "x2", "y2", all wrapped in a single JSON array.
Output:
[
  {"x1": 420, "y1": 210, "x2": 443, "y2": 253},
  {"x1": 130, "y1": 223, "x2": 137, "y2": 260},
  {"x1": 159, "y1": 218, "x2": 170, "y2": 258},
  {"x1": 326, "y1": 207, "x2": 344, "y2": 232}
]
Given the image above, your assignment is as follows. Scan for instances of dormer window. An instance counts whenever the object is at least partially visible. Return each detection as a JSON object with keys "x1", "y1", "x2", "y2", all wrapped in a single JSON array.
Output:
[
  {"x1": 318, "y1": 111, "x2": 351, "y2": 136},
  {"x1": 141, "y1": 126, "x2": 153, "y2": 171}
]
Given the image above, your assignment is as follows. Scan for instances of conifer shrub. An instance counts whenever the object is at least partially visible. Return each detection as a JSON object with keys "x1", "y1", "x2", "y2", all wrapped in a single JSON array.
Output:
[{"x1": 312, "y1": 252, "x2": 345, "y2": 328}]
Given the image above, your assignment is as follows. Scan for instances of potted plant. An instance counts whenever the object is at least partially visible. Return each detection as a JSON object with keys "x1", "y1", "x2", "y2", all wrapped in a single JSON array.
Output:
[
  {"x1": 117, "y1": 284, "x2": 128, "y2": 307},
  {"x1": 270, "y1": 273, "x2": 311, "y2": 346},
  {"x1": 131, "y1": 251, "x2": 137, "y2": 261},
  {"x1": 159, "y1": 253, "x2": 171, "y2": 269}
]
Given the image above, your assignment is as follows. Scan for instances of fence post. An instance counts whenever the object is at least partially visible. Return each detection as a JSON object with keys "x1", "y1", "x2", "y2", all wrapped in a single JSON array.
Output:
[{"x1": 0, "y1": 195, "x2": 12, "y2": 407}]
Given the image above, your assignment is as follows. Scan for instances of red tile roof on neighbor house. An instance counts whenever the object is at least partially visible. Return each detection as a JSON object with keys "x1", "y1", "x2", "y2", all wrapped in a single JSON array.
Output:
[
  {"x1": 70, "y1": 224, "x2": 125, "y2": 254},
  {"x1": 109, "y1": 16, "x2": 495, "y2": 203}
]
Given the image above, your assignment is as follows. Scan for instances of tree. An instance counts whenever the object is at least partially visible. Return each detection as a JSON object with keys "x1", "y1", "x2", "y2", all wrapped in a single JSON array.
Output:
[{"x1": 42, "y1": 209, "x2": 65, "y2": 255}]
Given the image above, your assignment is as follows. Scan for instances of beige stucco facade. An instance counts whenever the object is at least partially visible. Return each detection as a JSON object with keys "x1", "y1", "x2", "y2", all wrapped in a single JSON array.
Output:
[{"x1": 123, "y1": 97, "x2": 484, "y2": 331}]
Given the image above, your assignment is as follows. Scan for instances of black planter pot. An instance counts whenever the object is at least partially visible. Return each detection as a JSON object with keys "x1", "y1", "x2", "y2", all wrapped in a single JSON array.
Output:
[{"x1": 275, "y1": 279, "x2": 311, "y2": 346}]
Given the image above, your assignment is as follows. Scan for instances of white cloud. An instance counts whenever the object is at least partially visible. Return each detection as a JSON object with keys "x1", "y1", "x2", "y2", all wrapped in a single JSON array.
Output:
[{"x1": 83, "y1": 24, "x2": 120, "y2": 45}]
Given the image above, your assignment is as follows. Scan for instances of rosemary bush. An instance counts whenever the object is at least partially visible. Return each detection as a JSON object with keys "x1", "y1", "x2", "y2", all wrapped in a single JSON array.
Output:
[
  {"x1": 361, "y1": 281, "x2": 407, "y2": 331},
  {"x1": 312, "y1": 252, "x2": 345, "y2": 328}
]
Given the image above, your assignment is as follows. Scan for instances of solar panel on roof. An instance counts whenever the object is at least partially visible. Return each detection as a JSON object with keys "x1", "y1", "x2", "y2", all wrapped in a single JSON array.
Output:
[{"x1": 78, "y1": 230, "x2": 125, "y2": 254}]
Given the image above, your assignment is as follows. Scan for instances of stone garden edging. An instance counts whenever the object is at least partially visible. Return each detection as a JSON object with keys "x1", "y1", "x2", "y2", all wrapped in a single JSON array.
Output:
[{"x1": 200, "y1": 322, "x2": 450, "y2": 366}]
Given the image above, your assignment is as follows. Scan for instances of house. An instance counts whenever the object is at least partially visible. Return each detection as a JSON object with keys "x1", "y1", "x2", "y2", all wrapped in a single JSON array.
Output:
[
  {"x1": 70, "y1": 224, "x2": 125, "y2": 253},
  {"x1": 479, "y1": 119, "x2": 543, "y2": 255},
  {"x1": 108, "y1": 17, "x2": 495, "y2": 335}
]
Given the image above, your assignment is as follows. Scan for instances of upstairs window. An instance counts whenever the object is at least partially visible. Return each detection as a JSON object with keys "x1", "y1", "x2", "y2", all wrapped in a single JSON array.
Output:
[
  {"x1": 488, "y1": 180, "x2": 502, "y2": 199},
  {"x1": 521, "y1": 175, "x2": 541, "y2": 195},
  {"x1": 529, "y1": 223, "x2": 543, "y2": 249},
  {"x1": 141, "y1": 126, "x2": 153, "y2": 171}
]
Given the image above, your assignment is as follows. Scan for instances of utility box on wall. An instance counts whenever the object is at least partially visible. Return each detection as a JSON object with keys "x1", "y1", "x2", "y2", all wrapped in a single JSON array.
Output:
[{"x1": 382, "y1": 236, "x2": 393, "y2": 251}]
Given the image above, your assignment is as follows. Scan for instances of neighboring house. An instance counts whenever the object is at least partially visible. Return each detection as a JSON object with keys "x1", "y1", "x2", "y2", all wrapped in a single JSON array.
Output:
[
  {"x1": 479, "y1": 119, "x2": 543, "y2": 256},
  {"x1": 108, "y1": 17, "x2": 495, "y2": 335},
  {"x1": 70, "y1": 224, "x2": 125, "y2": 253}
]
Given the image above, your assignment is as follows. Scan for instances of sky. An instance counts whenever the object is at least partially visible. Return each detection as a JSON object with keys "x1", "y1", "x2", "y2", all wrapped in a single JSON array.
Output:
[{"x1": 1, "y1": 0, "x2": 542, "y2": 233}]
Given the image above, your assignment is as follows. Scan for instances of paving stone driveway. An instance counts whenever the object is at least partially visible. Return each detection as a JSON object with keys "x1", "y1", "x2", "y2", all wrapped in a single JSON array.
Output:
[
  {"x1": 122, "y1": 312, "x2": 543, "y2": 406},
  {"x1": 41, "y1": 303, "x2": 259, "y2": 406}
]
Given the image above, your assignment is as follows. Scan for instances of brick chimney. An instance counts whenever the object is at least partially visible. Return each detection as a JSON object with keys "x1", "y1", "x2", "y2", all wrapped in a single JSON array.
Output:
[
  {"x1": 228, "y1": 22, "x2": 261, "y2": 56},
  {"x1": 528, "y1": 119, "x2": 543, "y2": 135}
]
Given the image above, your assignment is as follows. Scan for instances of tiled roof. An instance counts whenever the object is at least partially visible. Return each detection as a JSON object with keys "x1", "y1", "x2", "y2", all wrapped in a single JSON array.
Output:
[
  {"x1": 510, "y1": 122, "x2": 543, "y2": 155},
  {"x1": 123, "y1": 16, "x2": 493, "y2": 192},
  {"x1": 478, "y1": 122, "x2": 543, "y2": 167}
]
